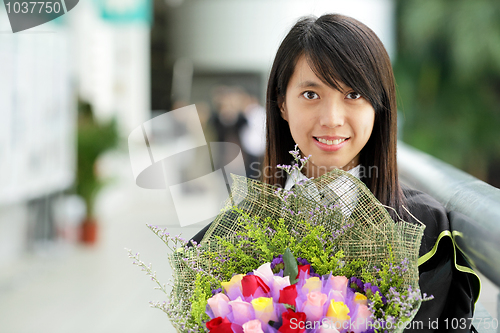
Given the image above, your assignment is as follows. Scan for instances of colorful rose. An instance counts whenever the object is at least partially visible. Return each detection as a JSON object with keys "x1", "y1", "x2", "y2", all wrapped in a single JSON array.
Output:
[
  {"x1": 353, "y1": 292, "x2": 367, "y2": 305},
  {"x1": 271, "y1": 275, "x2": 291, "y2": 302},
  {"x1": 206, "y1": 317, "x2": 233, "y2": 333},
  {"x1": 253, "y1": 263, "x2": 274, "y2": 286},
  {"x1": 302, "y1": 276, "x2": 322, "y2": 293},
  {"x1": 242, "y1": 319, "x2": 264, "y2": 333},
  {"x1": 228, "y1": 297, "x2": 254, "y2": 326},
  {"x1": 296, "y1": 264, "x2": 310, "y2": 279},
  {"x1": 328, "y1": 276, "x2": 348, "y2": 296},
  {"x1": 279, "y1": 284, "x2": 298, "y2": 307},
  {"x1": 251, "y1": 297, "x2": 277, "y2": 324},
  {"x1": 222, "y1": 274, "x2": 245, "y2": 300},
  {"x1": 301, "y1": 291, "x2": 328, "y2": 321},
  {"x1": 207, "y1": 293, "x2": 231, "y2": 318},
  {"x1": 207, "y1": 260, "x2": 376, "y2": 333},
  {"x1": 278, "y1": 308, "x2": 307, "y2": 333},
  {"x1": 327, "y1": 290, "x2": 345, "y2": 303},
  {"x1": 326, "y1": 300, "x2": 351, "y2": 330},
  {"x1": 352, "y1": 304, "x2": 372, "y2": 333},
  {"x1": 242, "y1": 275, "x2": 271, "y2": 298}
]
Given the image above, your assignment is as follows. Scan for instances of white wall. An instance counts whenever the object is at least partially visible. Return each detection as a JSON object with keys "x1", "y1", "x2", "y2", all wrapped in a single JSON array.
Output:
[
  {"x1": 166, "y1": 0, "x2": 395, "y2": 73},
  {"x1": 0, "y1": 7, "x2": 75, "y2": 206},
  {"x1": 72, "y1": 1, "x2": 150, "y2": 136}
]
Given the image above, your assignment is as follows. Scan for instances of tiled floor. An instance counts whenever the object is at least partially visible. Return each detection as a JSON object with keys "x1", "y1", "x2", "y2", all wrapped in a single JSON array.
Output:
[
  {"x1": 0, "y1": 151, "x2": 497, "y2": 333},
  {"x1": 0, "y1": 151, "x2": 208, "y2": 333}
]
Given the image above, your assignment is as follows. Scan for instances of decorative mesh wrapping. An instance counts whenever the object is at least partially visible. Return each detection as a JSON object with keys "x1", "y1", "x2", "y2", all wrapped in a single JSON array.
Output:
[{"x1": 167, "y1": 170, "x2": 425, "y2": 331}]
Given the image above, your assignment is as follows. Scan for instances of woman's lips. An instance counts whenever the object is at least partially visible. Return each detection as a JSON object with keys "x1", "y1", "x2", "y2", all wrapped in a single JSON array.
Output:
[{"x1": 313, "y1": 136, "x2": 349, "y2": 151}]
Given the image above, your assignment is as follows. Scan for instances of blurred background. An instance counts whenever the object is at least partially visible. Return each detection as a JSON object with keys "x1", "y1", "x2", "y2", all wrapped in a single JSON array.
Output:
[{"x1": 0, "y1": 0, "x2": 498, "y2": 332}]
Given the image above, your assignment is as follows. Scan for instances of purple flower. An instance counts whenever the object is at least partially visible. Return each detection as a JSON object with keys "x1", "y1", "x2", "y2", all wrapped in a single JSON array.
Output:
[
  {"x1": 349, "y1": 277, "x2": 365, "y2": 293},
  {"x1": 211, "y1": 288, "x2": 222, "y2": 295},
  {"x1": 270, "y1": 255, "x2": 284, "y2": 273},
  {"x1": 296, "y1": 257, "x2": 309, "y2": 266},
  {"x1": 364, "y1": 282, "x2": 387, "y2": 305}
]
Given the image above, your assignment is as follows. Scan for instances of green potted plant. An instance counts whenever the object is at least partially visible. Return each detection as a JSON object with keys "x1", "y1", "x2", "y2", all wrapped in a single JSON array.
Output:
[{"x1": 76, "y1": 99, "x2": 118, "y2": 244}]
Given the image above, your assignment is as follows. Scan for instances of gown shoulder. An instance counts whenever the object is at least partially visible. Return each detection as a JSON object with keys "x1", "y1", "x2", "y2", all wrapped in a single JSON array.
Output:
[{"x1": 402, "y1": 184, "x2": 480, "y2": 333}]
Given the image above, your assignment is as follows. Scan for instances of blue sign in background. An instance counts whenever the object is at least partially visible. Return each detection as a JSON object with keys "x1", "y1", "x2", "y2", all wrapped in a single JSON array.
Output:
[{"x1": 94, "y1": 0, "x2": 151, "y2": 25}]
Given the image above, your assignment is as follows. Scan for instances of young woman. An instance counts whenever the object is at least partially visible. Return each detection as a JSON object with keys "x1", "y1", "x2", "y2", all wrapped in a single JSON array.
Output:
[{"x1": 192, "y1": 14, "x2": 479, "y2": 332}]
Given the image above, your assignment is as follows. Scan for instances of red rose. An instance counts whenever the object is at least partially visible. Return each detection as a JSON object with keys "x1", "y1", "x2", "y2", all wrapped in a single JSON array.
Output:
[
  {"x1": 241, "y1": 275, "x2": 270, "y2": 297},
  {"x1": 296, "y1": 265, "x2": 310, "y2": 279},
  {"x1": 278, "y1": 309, "x2": 307, "y2": 333},
  {"x1": 279, "y1": 284, "x2": 298, "y2": 307},
  {"x1": 206, "y1": 317, "x2": 233, "y2": 333}
]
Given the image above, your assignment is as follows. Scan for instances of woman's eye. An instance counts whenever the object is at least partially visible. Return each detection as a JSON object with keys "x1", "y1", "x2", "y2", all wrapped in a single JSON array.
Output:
[
  {"x1": 302, "y1": 91, "x2": 319, "y2": 100},
  {"x1": 346, "y1": 92, "x2": 362, "y2": 100}
]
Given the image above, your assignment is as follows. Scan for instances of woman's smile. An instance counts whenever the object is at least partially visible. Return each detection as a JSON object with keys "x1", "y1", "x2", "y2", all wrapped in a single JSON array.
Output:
[{"x1": 313, "y1": 136, "x2": 349, "y2": 151}]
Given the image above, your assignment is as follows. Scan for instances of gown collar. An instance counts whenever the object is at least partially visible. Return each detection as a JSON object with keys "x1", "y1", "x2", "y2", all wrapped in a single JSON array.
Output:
[{"x1": 284, "y1": 165, "x2": 361, "y2": 191}]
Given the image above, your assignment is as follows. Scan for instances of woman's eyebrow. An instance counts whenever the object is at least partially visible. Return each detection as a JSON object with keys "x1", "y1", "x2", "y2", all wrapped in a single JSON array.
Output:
[{"x1": 296, "y1": 80, "x2": 322, "y2": 88}]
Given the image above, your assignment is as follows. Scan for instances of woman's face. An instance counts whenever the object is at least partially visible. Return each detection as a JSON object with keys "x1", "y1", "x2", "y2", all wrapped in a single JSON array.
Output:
[{"x1": 281, "y1": 56, "x2": 375, "y2": 178}]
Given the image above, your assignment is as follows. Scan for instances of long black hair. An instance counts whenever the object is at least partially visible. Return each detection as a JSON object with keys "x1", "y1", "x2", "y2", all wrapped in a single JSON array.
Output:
[{"x1": 263, "y1": 14, "x2": 406, "y2": 220}]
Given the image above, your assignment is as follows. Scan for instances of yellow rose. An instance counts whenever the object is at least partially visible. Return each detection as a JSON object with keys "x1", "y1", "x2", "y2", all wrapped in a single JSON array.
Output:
[
  {"x1": 302, "y1": 277, "x2": 322, "y2": 293},
  {"x1": 221, "y1": 274, "x2": 244, "y2": 297},
  {"x1": 251, "y1": 297, "x2": 277, "y2": 323},
  {"x1": 251, "y1": 297, "x2": 273, "y2": 312},
  {"x1": 326, "y1": 300, "x2": 350, "y2": 321},
  {"x1": 354, "y1": 292, "x2": 368, "y2": 305}
]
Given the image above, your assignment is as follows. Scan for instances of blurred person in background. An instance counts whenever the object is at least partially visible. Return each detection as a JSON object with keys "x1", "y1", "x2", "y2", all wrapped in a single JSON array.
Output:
[
  {"x1": 239, "y1": 90, "x2": 266, "y2": 179},
  {"x1": 209, "y1": 85, "x2": 265, "y2": 179}
]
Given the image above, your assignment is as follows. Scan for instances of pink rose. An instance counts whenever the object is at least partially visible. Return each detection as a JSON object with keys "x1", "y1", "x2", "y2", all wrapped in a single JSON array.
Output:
[
  {"x1": 328, "y1": 276, "x2": 348, "y2": 296},
  {"x1": 229, "y1": 297, "x2": 255, "y2": 325},
  {"x1": 207, "y1": 293, "x2": 231, "y2": 318},
  {"x1": 242, "y1": 319, "x2": 264, "y2": 333},
  {"x1": 301, "y1": 291, "x2": 327, "y2": 322},
  {"x1": 352, "y1": 304, "x2": 372, "y2": 333}
]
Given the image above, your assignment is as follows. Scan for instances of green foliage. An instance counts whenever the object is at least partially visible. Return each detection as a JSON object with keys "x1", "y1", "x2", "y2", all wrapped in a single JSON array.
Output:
[
  {"x1": 209, "y1": 207, "x2": 366, "y2": 281},
  {"x1": 395, "y1": 0, "x2": 500, "y2": 180},
  {"x1": 370, "y1": 291, "x2": 386, "y2": 319},
  {"x1": 76, "y1": 99, "x2": 118, "y2": 216},
  {"x1": 357, "y1": 244, "x2": 422, "y2": 330},
  {"x1": 189, "y1": 274, "x2": 212, "y2": 324}
]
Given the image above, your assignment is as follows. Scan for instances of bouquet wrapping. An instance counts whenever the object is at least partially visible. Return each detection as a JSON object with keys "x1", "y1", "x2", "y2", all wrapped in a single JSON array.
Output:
[{"x1": 157, "y1": 165, "x2": 426, "y2": 333}]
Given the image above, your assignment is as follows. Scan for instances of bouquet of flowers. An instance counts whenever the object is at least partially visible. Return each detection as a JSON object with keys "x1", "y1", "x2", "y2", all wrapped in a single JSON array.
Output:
[{"x1": 128, "y1": 147, "x2": 429, "y2": 333}]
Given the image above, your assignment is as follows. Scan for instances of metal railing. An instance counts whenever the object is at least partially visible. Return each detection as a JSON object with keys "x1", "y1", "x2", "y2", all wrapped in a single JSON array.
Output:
[{"x1": 398, "y1": 142, "x2": 500, "y2": 332}]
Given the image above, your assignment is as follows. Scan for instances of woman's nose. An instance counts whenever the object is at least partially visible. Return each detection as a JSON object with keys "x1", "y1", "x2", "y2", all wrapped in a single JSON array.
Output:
[{"x1": 319, "y1": 100, "x2": 345, "y2": 128}]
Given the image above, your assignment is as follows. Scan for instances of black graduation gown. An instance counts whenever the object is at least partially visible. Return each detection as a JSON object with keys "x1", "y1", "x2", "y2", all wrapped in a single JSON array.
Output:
[
  {"x1": 403, "y1": 186, "x2": 480, "y2": 333},
  {"x1": 189, "y1": 186, "x2": 480, "y2": 333}
]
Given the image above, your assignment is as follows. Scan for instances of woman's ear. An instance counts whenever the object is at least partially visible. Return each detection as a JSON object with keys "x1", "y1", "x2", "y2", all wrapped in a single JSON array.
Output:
[{"x1": 278, "y1": 95, "x2": 288, "y2": 122}]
